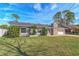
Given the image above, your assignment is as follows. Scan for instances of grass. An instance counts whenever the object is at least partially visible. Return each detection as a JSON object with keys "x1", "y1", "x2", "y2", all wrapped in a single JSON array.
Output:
[{"x1": 0, "y1": 36, "x2": 79, "y2": 56}]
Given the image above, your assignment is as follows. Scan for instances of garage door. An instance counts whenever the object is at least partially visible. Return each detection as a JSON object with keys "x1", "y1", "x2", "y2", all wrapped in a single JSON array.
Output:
[{"x1": 58, "y1": 32, "x2": 64, "y2": 35}]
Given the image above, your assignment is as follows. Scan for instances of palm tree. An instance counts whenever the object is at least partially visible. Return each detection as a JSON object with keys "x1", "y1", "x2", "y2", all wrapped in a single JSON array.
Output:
[{"x1": 11, "y1": 14, "x2": 20, "y2": 22}]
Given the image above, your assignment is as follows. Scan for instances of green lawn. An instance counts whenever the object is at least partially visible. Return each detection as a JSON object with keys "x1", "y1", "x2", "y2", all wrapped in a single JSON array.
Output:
[{"x1": 0, "y1": 36, "x2": 79, "y2": 56}]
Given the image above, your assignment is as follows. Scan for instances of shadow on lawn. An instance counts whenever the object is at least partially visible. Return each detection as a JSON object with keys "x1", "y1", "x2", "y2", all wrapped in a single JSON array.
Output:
[{"x1": 0, "y1": 39, "x2": 29, "y2": 56}]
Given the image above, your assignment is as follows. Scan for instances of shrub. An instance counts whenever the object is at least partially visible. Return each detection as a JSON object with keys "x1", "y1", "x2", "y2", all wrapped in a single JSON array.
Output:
[
  {"x1": 41, "y1": 27, "x2": 47, "y2": 35},
  {"x1": 31, "y1": 25, "x2": 36, "y2": 35},
  {"x1": 5, "y1": 26, "x2": 20, "y2": 38},
  {"x1": 32, "y1": 29, "x2": 36, "y2": 35},
  {"x1": 0, "y1": 24, "x2": 8, "y2": 29}
]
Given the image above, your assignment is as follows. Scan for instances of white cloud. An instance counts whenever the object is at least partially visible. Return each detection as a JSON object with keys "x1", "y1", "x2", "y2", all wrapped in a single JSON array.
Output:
[
  {"x1": 71, "y1": 4, "x2": 79, "y2": 13},
  {"x1": 73, "y1": 17, "x2": 79, "y2": 25},
  {"x1": 75, "y1": 16, "x2": 79, "y2": 20},
  {"x1": 0, "y1": 8, "x2": 12, "y2": 10},
  {"x1": 73, "y1": 4, "x2": 79, "y2": 8},
  {"x1": 0, "y1": 3, "x2": 14, "y2": 11},
  {"x1": 50, "y1": 3, "x2": 57, "y2": 10},
  {"x1": 72, "y1": 8, "x2": 79, "y2": 12},
  {"x1": 33, "y1": 3, "x2": 42, "y2": 11},
  {"x1": 0, "y1": 18, "x2": 9, "y2": 21},
  {"x1": 74, "y1": 22, "x2": 79, "y2": 25}
]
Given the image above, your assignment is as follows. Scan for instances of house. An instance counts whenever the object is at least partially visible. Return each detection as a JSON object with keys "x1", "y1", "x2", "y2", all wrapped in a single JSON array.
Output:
[
  {"x1": 53, "y1": 22, "x2": 72, "y2": 35},
  {"x1": 8, "y1": 21, "x2": 73, "y2": 36},
  {"x1": 0, "y1": 21, "x2": 73, "y2": 37},
  {"x1": 0, "y1": 28, "x2": 7, "y2": 37},
  {"x1": 8, "y1": 21, "x2": 53, "y2": 36}
]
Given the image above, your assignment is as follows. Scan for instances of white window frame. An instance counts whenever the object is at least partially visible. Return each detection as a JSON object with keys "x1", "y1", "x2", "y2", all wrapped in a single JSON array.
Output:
[{"x1": 20, "y1": 27, "x2": 27, "y2": 33}]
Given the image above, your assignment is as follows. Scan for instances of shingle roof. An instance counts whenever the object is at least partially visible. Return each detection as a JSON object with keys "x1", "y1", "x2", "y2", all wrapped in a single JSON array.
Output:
[{"x1": 8, "y1": 21, "x2": 51, "y2": 28}]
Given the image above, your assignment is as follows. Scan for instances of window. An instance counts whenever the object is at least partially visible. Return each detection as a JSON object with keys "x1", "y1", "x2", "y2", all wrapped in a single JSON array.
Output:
[
  {"x1": 37, "y1": 29, "x2": 42, "y2": 33},
  {"x1": 21, "y1": 28, "x2": 26, "y2": 33}
]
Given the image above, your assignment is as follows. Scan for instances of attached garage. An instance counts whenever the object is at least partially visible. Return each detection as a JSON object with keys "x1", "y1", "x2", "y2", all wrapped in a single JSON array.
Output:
[{"x1": 53, "y1": 28, "x2": 65, "y2": 35}]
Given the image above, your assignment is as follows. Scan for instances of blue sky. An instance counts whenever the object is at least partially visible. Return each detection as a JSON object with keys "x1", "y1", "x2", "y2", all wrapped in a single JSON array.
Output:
[{"x1": 0, "y1": 3, "x2": 79, "y2": 25}]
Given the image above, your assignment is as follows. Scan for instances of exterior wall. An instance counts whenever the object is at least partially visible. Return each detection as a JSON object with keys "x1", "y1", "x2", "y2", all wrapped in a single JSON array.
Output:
[
  {"x1": 19, "y1": 27, "x2": 29, "y2": 36},
  {"x1": 36, "y1": 29, "x2": 41, "y2": 36},
  {"x1": 0, "y1": 28, "x2": 7, "y2": 37},
  {"x1": 53, "y1": 28, "x2": 58, "y2": 35},
  {"x1": 47, "y1": 28, "x2": 52, "y2": 36},
  {"x1": 53, "y1": 22, "x2": 65, "y2": 35},
  {"x1": 19, "y1": 27, "x2": 66, "y2": 36},
  {"x1": 20, "y1": 27, "x2": 50, "y2": 36},
  {"x1": 57, "y1": 28, "x2": 65, "y2": 35},
  {"x1": 19, "y1": 27, "x2": 42, "y2": 36},
  {"x1": 53, "y1": 22, "x2": 58, "y2": 35},
  {"x1": 53, "y1": 28, "x2": 65, "y2": 35},
  {"x1": 29, "y1": 29, "x2": 41, "y2": 36}
]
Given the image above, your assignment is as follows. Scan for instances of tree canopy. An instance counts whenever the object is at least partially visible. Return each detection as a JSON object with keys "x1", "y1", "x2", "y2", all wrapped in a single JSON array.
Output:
[
  {"x1": 53, "y1": 10, "x2": 75, "y2": 27},
  {"x1": 11, "y1": 14, "x2": 20, "y2": 22}
]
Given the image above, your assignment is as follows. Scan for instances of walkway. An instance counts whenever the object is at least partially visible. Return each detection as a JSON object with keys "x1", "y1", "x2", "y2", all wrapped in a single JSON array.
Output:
[{"x1": 48, "y1": 34, "x2": 79, "y2": 37}]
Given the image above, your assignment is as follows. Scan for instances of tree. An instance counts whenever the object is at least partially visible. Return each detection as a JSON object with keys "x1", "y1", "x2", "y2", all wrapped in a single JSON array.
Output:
[
  {"x1": 11, "y1": 14, "x2": 20, "y2": 22},
  {"x1": 63, "y1": 10, "x2": 75, "y2": 26},
  {"x1": 53, "y1": 10, "x2": 75, "y2": 27},
  {"x1": 53, "y1": 11, "x2": 63, "y2": 27},
  {"x1": 53, "y1": 11, "x2": 62, "y2": 22}
]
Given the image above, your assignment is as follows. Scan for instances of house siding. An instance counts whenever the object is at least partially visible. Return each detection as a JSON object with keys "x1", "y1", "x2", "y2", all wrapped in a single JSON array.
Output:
[
  {"x1": 8, "y1": 21, "x2": 69, "y2": 36},
  {"x1": 0, "y1": 28, "x2": 7, "y2": 37},
  {"x1": 20, "y1": 27, "x2": 29, "y2": 36}
]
